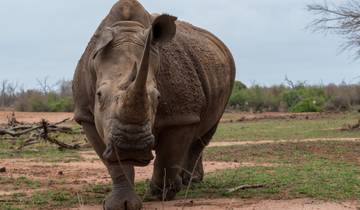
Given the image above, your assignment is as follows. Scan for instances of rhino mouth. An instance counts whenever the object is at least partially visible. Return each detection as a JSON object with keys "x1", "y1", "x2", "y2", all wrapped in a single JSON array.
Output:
[
  {"x1": 102, "y1": 122, "x2": 155, "y2": 166},
  {"x1": 118, "y1": 158, "x2": 152, "y2": 166},
  {"x1": 103, "y1": 140, "x2": 154, "y2": 166}
]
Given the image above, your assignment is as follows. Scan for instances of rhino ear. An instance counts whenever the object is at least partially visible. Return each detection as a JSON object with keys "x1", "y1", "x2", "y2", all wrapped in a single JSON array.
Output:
[
  {"x1": 93, "y1": 28, "x2": 114, "y2": 59},
  {"x1": 151, "y1": 14, "x2": 177, "y2": 44}
]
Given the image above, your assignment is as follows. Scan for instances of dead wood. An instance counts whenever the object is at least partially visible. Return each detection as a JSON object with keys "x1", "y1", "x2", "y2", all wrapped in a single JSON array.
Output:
[
  {"x1": 0, "y1": 126, "x2": 42, "y2": 137},
  {"x1": 38, "y1": 119, "x2": 80, "y2": 150},
  {"x1": 45, "y1": 136, "x2": 81, "y2": 150},
  {"x1": 17, "y1": 138, "x2": 39, "y2": 150},
  {"x1": 1, "y1": 113, "x2": 81, "y2": 150},
  {"x1": 7, "y1": 111, "x2": 21, "y2": 127},
  {"x1": 227, "y1": 184, "x2": 267, "y2": 193}
]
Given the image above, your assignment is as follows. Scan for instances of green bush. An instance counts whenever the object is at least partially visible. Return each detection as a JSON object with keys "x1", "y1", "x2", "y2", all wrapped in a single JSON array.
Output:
[
  {"x1": 48, "y1": 97, "x2": 74, "y2": 112},
  {"x1": 289, "y1": 98, "x2": 325, "y2": 112},
  {"x1": 229, "y1": 90, "x2": 248, "y2": 108},
  {"x1": 229, "y1": 84, "x2": 284, "y2": 112},
  {"x1": 228, "y1": 80, "x2": 352, "y2": 113},
  {"x1": 282, "y1": 90, "x2": 301, "y2": 108},
  {"x1": 285, "y1": 85, "x2": 327, "y2": 112},
  {"x1": 15, "y1": 90, "x2": 74, "y2": 112}
]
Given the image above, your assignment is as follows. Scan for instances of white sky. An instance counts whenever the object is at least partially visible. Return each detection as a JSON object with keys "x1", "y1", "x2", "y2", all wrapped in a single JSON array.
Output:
[{"x1": 0, "y1": 0, "x2": 359, "y2": 89}]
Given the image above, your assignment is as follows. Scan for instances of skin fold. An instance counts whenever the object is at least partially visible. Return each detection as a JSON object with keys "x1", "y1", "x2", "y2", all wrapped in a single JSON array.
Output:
[{"x1": 72, "y1": 0, "x2": 235, "y2": 209}]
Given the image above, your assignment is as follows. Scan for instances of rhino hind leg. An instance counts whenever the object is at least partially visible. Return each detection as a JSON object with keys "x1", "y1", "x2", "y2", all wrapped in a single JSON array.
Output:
[
  {"x1": 182, "y1": 123, "x2": 219, "y2": 185},
  {"x1": 150, "y1": 124, "x2": 198, "y2": 201},
  {"x1": 82, "y1": 123, "x2": 142, "y2": 210}
]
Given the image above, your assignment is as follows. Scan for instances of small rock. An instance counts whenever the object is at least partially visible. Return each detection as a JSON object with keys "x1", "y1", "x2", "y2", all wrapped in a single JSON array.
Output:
[
  {"x1": 58, "y1": 171, "x2": 64, "y2": 176},
  {"x1": 0, "y1": 167, "x2": 6, "y2": 173}
]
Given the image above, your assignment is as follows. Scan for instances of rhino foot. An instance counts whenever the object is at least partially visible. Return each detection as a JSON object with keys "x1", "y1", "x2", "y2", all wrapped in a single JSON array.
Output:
[
  {"x1": 103, "y1": 189, "x2": 142, "y2": 210},
  {"x1": 150, "y1": 176, "x2": 182, "y2": 201}
]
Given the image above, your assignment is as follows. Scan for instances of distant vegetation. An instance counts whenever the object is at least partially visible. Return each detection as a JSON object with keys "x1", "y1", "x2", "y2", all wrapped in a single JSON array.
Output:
[
  {"x1": 0, "y1": 79, "x2": 73, "y2": 112},
  {"x1": 0, "y1": 79, "x2": 359, "y2": 113},
  {"x1": 229, "y1": 80, "x2": 360, "y2": 113}
]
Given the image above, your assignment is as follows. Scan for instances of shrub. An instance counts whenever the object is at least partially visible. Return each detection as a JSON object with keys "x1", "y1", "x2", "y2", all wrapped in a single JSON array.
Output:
[
  {"x1": 289, "y1": 97, "x2": 325, "y2": 112},
  {"x1": 48, "y1": 97, "x2": 74, "y2": 112},
  {"x1": 228, "y1": 81, "x2": 354, "y2": 113}
]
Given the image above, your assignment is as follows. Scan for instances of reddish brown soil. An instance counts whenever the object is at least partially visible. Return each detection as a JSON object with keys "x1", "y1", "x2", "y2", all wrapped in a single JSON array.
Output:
[
  {"x1": 1, "y1": 111, "x2": 358, "y2": 209},
  {"x1": 71, "y1": 199, "x2": 359, "y2": 210},
  {"x1": 0, "y1": 111, "x2": 331, "y2": 125},
  {"x1": 2, "y1": 151, "x2": 358, "y2": 210},
  {"x1": 221, "y1": 111, "x2": 332, "y2": 123},
  {"x1": 0, "y1": 111, "x2": 74, "y2": 124},
  {"x1": 0, "y1": 151, "x2": 242, "y2": 197}
]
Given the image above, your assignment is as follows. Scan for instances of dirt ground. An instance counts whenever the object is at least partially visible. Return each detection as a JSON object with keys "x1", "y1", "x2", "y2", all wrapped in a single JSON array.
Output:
[
  {"x1": 2, "y1": 145, "x2": 359, "y2": 210},
  {"x1": 0, "y1": 151, "x2": 242, "y2": 197},
  {"x1": 0, "y1": 111, "x2": 74, "y2": 124},
  {"x1": 221, "y1": 111, "x2": 329, "y2": 123},
  {"x1": 3, "y1": 149, "x2": 358, "y2": 210},
  {"x1": 1, "y1": 111, "x2": 359, "y2": 210},
  {"x1": 0, "y1": 111, "x2": 327, "y2": 125},
  {"x1": 72, "y1": 199, "x2": 359, "y2": 210}
]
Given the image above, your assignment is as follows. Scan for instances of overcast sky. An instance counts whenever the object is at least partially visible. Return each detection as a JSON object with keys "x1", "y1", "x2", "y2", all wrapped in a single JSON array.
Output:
[{"x1": 0, "y1": 0, "x2": 359, "y2": 89}]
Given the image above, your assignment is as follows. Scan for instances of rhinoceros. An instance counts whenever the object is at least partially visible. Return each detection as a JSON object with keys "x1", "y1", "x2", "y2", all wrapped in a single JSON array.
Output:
[{"x1": 73, "y1": 0, "x2": 235, "y2": 209}]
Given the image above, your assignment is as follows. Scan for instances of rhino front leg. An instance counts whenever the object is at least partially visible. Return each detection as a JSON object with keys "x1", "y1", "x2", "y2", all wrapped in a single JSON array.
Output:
[
  {"x1": 82, "y1": 123, "x2": 142, "y2": 210},
  {"x1": 150, "y1": 124, "x2": 197, "y2": 201}
]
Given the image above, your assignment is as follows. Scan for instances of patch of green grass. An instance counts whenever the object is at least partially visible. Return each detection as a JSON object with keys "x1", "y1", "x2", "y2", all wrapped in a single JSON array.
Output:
[
  {"x1": 30, "y1": 190, "x2": 76, "y2": 208},
  {"x1": 7, "y1": 158, "x2": 357, "y2": 209},
  {"x1": 0, "y1": 176, "x2": 41, "y2": 192},
  {"x1": 87, "y1": 184, "x2": 111, "y2": 194},
  {"x1": 183, "y1": 160, "x2": 360, "y2": 200},
  {"x1": 204, "y1": 141, "x2": 360, "y2": 165},
  {"x1": 2, "y1": 190, "x2": 80, "y2": 209},
  {"x1": 0, "y1": 204, "x2": 23, "y2": 210},
  {"x1": 14, "y1": 176, "x2": 41, "y2": 189},
  {"x1": 214, "y1": 114, "x2": 360, "y2": 141}
]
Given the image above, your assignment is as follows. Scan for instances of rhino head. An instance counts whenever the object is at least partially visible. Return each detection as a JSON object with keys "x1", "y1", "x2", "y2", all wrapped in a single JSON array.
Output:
[{"x1": 91, "y1": 14, "x2": 177, "y2": 166}]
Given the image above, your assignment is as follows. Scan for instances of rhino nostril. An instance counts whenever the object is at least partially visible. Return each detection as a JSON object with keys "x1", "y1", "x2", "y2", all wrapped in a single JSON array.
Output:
[{"x1": 96, "y1": 91, "x2": 102, "y2": 99}]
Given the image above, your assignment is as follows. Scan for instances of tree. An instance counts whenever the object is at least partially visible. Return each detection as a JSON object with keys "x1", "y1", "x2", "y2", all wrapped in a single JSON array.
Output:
[
  {"x1": 308, "y1": 0, "x2": 360, "y2": 58},
  {"x1": 0, "y1": 80, "x2": 18, "y2": 107},
  {"x1": 36, "y1": 77, "x2": 56, "y2": 94}
]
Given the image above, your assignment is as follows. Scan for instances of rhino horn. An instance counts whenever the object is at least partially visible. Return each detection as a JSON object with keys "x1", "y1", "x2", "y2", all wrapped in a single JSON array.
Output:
[
  {"x1": 131, "y1": 14, "x2": 177, "y2": 94},
  {"x1": 120, "y1": 15, "x2": 177, "y2": 123},
  {"x1": 119, "y1": 30, "x2": 152, "y2": 123},
  {"x1": 133, "y1": 28, "x2": 152, "y2": 95}
]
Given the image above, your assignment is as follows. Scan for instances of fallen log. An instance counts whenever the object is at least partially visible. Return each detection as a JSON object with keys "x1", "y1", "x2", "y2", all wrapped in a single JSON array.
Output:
[
  {"x1": 0, "y1": 126, "x2": 42, "y2": 137},
  {"x1": 1, "y1": 116, "x2": 82, "y2": 150},
  {"x1": 0, "y1": 118, "x2": 72, "y2": 137},
  {"x1": 40, "y1": 119, "x2": 80, "y2": 150},
  {"x1": 17, "y1": 138, "x2": 40, "y2": 150},
  {"x1": 45, "y1": 136, "x2": 81, "y2": 150}
]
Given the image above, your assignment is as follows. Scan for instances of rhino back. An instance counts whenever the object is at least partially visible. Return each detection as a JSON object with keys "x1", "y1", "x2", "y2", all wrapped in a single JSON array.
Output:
[{"x1": 155, "y1": 20, "x2": 236, "y2": 136}]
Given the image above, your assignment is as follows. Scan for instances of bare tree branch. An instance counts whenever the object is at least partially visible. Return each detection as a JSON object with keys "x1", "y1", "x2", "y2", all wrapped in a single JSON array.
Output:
[{"x1": 308, "y1": 0, "x2": 360, "y2": 58}]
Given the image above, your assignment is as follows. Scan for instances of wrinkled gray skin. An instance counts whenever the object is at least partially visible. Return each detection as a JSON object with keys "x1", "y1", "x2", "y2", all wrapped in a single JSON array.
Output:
[{"x1": 72, "y1": 0, "x2": 235, "y2": 209}]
